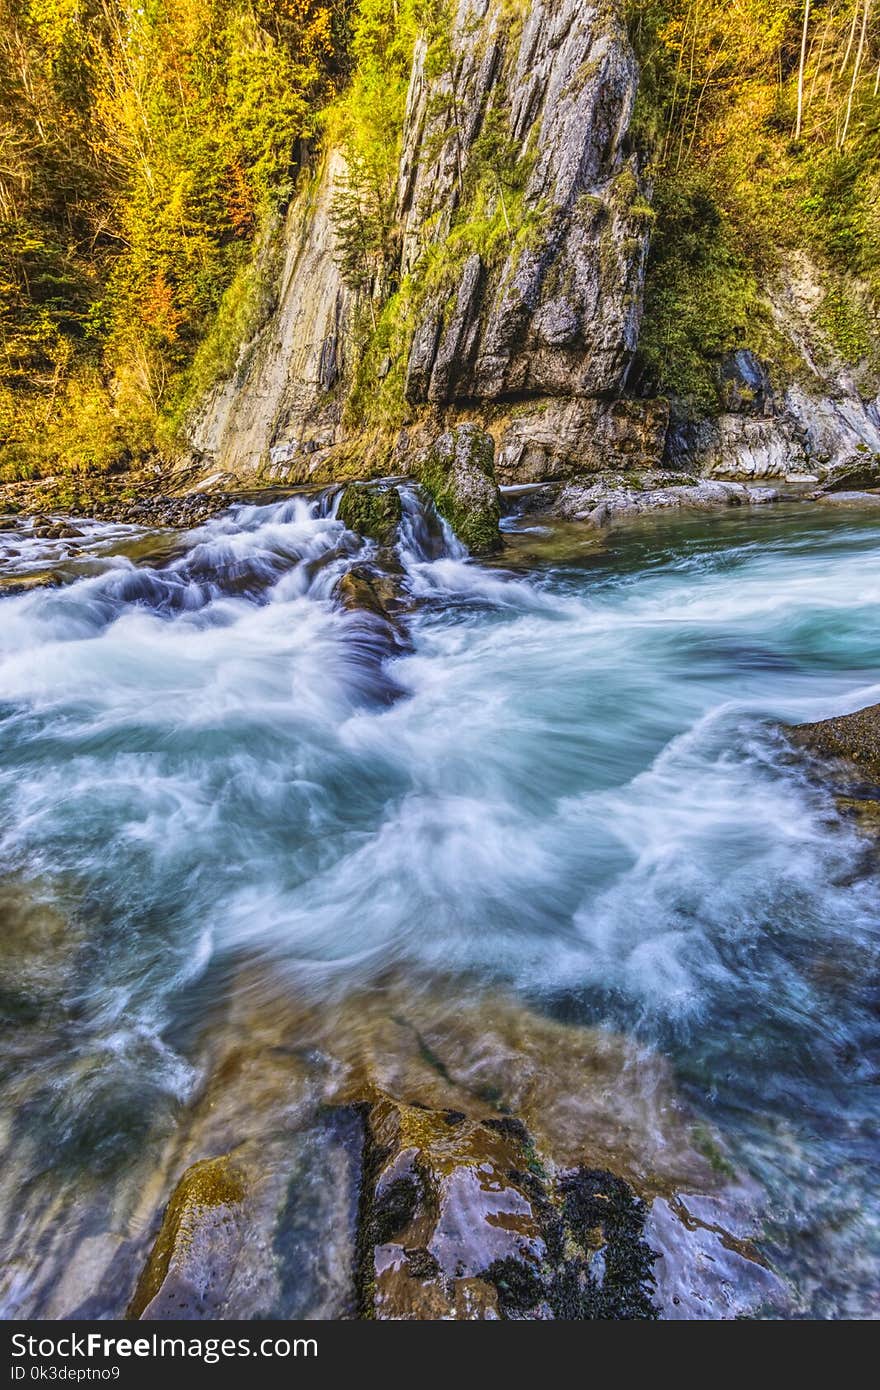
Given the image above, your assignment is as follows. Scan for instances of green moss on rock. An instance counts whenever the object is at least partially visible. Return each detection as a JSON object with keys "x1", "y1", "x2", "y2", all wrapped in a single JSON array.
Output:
[
  {"x1": 336, "y1": 483, "x2": 403, "y2": 546},
  {"x1": 417, "y1": 423, "x2": 502, "y2": 555}
]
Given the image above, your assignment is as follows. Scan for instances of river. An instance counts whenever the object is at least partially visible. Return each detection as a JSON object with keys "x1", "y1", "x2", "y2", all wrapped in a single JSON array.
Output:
[{"x1": 0, "y1": 489, "x2": 878, "y2": 1318}]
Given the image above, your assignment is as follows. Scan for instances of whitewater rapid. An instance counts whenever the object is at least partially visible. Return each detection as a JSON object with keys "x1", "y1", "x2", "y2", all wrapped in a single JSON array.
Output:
[{"x1": 1, "y1": 488, "x2": 879, "y2": 1316}]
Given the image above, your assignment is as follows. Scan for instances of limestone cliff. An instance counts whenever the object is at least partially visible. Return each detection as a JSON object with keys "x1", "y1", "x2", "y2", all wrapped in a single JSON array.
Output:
[{"x1": 187, "y1": 0, "x2": 657, "y2": 488}]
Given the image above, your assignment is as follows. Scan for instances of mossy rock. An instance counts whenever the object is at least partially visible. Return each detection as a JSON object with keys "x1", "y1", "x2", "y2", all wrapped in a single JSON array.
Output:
[
  {"x1": 337, "y1": 483, "x2": 402, "y2": 546},
  {"x1": 417, "y1": 423, "x2": 502, "y2": 555},
  {"x1": 358, "y1": 1096, "x2": 659, "y2": 1320}
]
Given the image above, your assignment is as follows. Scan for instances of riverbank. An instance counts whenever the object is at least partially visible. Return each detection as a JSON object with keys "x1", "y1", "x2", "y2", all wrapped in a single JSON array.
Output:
[{"x1": 5, "y1": 463, "x2": 880, "y2": 548}]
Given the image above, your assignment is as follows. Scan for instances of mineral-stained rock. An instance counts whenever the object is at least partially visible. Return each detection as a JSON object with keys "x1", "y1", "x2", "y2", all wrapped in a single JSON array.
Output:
[
  {"x1": 128, "y1": 1110, "x2": 365, "y2": 1320},
  {"x1": 361, "y1": 1100, "x2": 539, "y2": 1319},
  {"x1": 646, "y1": 1194, "x2": 785, "y2": 1319},
  {"x1": 417, "y1": 424, "x2": 502, "y2": 554},
  {"x1": 128, "y1": 1155, "x2": 247, "y2": 1319}
]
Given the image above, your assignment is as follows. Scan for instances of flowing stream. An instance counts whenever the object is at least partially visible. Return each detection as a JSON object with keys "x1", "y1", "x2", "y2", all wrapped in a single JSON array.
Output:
[{"x1": 1, "y1": 488, "x2": 879, "y2": 1318}]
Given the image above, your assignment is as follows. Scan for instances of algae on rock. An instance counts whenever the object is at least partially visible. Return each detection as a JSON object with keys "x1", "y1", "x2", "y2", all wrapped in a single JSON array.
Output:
[{"x1": 417, "y1": 423, "x2": 502, "y2": 554}]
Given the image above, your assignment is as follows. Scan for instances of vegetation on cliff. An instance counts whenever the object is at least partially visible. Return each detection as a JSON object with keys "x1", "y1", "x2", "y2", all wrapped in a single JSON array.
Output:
[
  {"x1": 0, "y1": 0, "x2": 346, "y2": 481},
  {"x1": 628, "y1": 0, "x2": 880, "y2": 415}
]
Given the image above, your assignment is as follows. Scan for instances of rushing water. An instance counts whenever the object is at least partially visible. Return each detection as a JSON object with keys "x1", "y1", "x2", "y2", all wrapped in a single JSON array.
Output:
[{"x1": 1, "y1": 488, "x2": 879, "y2": 1318}]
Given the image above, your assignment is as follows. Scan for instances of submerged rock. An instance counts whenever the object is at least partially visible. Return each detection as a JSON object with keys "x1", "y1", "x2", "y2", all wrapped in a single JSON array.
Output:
[
  {"x1": 417, "y1": 424, "x2": 502, "y2": 555},
  {"x1": 13, "y1": 965, "x2": 780, "y2": 1321},
  {"x1": 129, "y1": 1111, "x2": 365, "y2": 1321},
  {"x1": 646, "y1": 1194, "x2": 784, "y2": 1319}
]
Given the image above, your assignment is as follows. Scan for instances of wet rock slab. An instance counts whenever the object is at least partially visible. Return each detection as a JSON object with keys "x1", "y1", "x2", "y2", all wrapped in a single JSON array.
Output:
[
  {"x1": 550, "y1": 476, "x2": 781, "y2": 526},
  {"x1": 129, "y1": 1110, "x2": 364, "y2": 1320}
]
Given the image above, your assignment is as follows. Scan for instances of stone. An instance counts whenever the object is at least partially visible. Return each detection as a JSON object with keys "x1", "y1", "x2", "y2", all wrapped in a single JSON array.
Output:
[
  {"x1": 362, "y1": 1100, "x2": 543, "y2": 1319},
  {"x1": 129, "y1": 1110, "x2": 365, "y2": 1321},
  {"x1": 646, "y1": 1195, "x2": 786, "y2": 1319},
  {"x1": 784, "y1": 702, "x2": 880, "y2": 785},
  {"x1": 496, "y1": 397, "x2": 669, "y2": 482},
  {"x1": 128, "y1": 1155, "x2": 248, "y2": 1319},
  {"x1": 336, "y1": 483, "x2": 403, "y2": 546},
  {"x1": 360, "y1": 1099, "x2": 662, "y2": 1320},
  {"x1": 719, "y1": 349, "x2": 774, "y2": 415},
  {"x1": 550, "y1": 476, "x2": 779, "y2": 525},
  {"x1": 402, "y1": 0, "x2": 649, "y2": 406},
  {"x1": 417, "y1": 423, "x2": 502, "y2": 554}
]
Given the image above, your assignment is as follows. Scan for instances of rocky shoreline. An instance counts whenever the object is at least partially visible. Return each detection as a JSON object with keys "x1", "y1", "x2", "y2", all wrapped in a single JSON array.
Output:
[{"x1": 4, "y1": 457, "x2": 880, "y2": 558}]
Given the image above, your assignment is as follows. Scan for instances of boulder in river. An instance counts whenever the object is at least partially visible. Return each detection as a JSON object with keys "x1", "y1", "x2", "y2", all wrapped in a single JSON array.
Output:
[
  {"x1": 418, "y1": 424, "x2": 502, "y2": 555},
  {"x1": 128, "y1": 1155, "x2": 247, "y2": 1319},
  {"x1": 785, "y1": 702, "x2": 880, "y2": 783},
  {"x1": 337, "y1": 483, "x2": 403, "y2": 547},
  {"x1": 129, "y1": 1111, "x2": 365, "y2": 1320},
  {"x1": 360, "y1": 1094, "x2": 665, "y2": 1319},
  {"x1": 784, "y1": 702, "x2": 880, "y2": 832}
]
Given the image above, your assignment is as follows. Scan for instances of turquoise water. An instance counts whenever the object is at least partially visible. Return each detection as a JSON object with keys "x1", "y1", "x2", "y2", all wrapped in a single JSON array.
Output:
[{"x1": 1, "y1": 492, "x2": 879, "y2": 1317}]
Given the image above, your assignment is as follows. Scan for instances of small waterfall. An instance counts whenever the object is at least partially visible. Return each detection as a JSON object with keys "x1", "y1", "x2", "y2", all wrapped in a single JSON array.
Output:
[{"x1": 396, "y1": 483, "x2": 467, "y2": 565}]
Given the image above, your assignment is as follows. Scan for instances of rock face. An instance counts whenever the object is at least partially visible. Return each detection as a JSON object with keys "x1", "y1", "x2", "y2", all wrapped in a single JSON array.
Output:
[
  {"x1": 666, "y1": 387, "x2": 880, "y2": 487},
  {"x1": 666, "y1": 260, "x2": 880, "y2": 487},
  {"x1": 495, "y1": 397, "x2": 670, "y2": 482},
  {"x1": 185, "y1": 0, "x2": 652, "y2": 510},
  {"x1": 188, "y1": 148, "x2": 351, "y2": 476},
  {"x1": 181, "y1": 15, "x2": 880, "y2": 514},
  {"x1": 400, "y1": 0, "x2": 648, "y2": 406}
]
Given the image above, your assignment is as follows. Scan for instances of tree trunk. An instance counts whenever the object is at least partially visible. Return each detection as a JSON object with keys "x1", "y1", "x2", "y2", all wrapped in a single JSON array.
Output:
[
  {"x1": 839, "y1": 0, "x2": 871, "y2": 147},
  {"x1": 795, "y1": 0, "x2": 811, "y2": 139}
]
